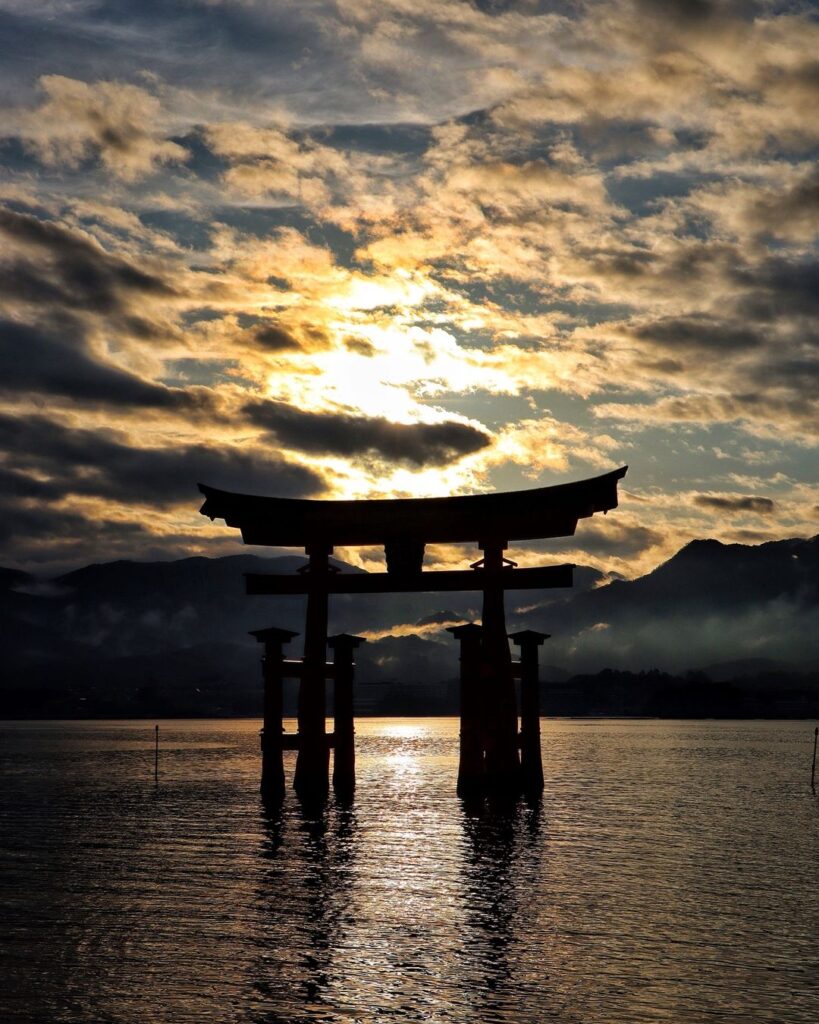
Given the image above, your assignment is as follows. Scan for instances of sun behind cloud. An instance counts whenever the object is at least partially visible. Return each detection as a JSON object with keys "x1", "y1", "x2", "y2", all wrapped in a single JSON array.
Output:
[{"x1": 0, "y1": 0, "x2": 816, "y2": 574}]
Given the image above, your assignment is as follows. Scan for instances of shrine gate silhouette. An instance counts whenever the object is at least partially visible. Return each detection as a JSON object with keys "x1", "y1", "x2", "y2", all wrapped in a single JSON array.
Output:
[{"x1": 199, "y1": 466, "x2": 627, "y2": 801}]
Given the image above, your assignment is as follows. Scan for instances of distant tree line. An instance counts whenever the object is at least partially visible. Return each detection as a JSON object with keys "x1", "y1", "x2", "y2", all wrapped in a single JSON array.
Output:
[{"x1": 3, "y1": 668, "x2": 817, "y2": 719}]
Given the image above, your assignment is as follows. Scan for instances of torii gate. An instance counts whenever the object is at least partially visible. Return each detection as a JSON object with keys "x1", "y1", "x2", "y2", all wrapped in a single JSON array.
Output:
[{"x1": 199, "y1": 465, "x2": 627, "y2": 801}]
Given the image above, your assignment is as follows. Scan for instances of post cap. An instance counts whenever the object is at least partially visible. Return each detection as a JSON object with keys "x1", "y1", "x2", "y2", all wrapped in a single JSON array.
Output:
[
  {"x1": 446, "y1": 622, "x2": 483, "y2": 638},
  {"x1": 249, "y1": 626, "x2": 300, "y2": 644},
  {"x1": 327, "y1": 633, "x2": 367, "y2": 649},
  {"x1": 509, "y1": 629, "x2": 551, "y2": 646}
]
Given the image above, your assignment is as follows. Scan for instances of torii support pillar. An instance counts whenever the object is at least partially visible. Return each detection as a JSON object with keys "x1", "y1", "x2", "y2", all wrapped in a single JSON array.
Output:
[
  {"x1": 329, "y1": 633, "x2": 365, "y2": 799},
  {"x1": 479, "y1": 540, "x2": 520, "y2": 792},
  {"x1": 294, "y1": 543, "x2": 333, "y2": 800},
  {"x1": 447, "y1": 623, "x2": 485, "y2": 798},
  {"x1": 249, "y1": 626, "x2": 299, "y2": 803},
  {"x1": 510, "y1": 630, "x2": 550, "y2": 794}
]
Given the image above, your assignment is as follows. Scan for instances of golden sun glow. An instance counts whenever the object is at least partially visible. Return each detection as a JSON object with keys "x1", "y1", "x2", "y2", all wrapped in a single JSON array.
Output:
[{"x1": 1, "y1": 0, "x2": 816, "y2": 582}]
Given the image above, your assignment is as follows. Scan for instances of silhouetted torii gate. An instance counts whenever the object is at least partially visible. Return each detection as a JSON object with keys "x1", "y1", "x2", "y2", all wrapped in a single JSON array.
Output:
[{"x1": 199, "y1": 466, "x2": 627, "y2": 801}]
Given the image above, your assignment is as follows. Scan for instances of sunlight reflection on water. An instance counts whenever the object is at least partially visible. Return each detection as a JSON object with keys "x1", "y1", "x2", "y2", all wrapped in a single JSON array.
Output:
[{"x1": 1, "y1": 718, "x2": 818, "y2": 1023}]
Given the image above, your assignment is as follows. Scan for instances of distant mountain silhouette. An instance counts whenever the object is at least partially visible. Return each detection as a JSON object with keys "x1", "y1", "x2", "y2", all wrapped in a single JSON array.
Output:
[
  {"x1": 0, "y1": 567, "x2": 30, "y2": 590},
  {"x1": 514, "y1": 535, "x2": 819, "y2": 674},
  {"x1": 611, "y1": 536, "x2": 817, "y2": 611},
  {"x1": 1, "y1": 536, "x2": 817, "y2": 717},
  {"x1": 535, "y1": 535, "x2": 818, "y2": 621},
  {"x1": 700, "y1": 657, "x2": 785, "y2": 682}
]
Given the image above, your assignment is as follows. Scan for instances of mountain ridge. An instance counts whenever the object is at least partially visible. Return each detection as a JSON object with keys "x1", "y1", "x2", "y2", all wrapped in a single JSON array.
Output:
[{"x1": 2, "y1": 534, "x2": 817, "y2": 717}]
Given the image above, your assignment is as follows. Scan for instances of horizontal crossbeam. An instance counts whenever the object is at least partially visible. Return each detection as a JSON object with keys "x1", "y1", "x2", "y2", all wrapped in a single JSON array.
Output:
[
  {"x1": 278, "y1": 660, "x2": 336, "y2": 679},
  {"x1": 199, "y1": 466, "x2": 627, "y2": 546},
  {"x1": 246, "y1": 564, "x2": 573, "y2": 595},
  {"x1": 279, "y1": 732, "x2": 335, "y2": 751}
]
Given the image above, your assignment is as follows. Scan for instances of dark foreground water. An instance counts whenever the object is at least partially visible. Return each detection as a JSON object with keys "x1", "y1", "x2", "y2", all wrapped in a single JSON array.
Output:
[{"x1": 1, "y1": 719, "x2": 817, "y2": 1024}]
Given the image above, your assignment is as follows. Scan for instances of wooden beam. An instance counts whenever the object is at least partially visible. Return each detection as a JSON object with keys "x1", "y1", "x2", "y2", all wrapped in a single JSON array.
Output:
[
  {"x1": 245, "y1": 563, "x2": 573, "y2": 595},
  {"x1": 199, "y1": 466, "x2": 627, "y2": 547},
  {"x1": 279, "y1": 660, "x2": 337, "y2": 679},
  {"x1": 281, "y1": 733, "x2": 336, "y2": 750}
]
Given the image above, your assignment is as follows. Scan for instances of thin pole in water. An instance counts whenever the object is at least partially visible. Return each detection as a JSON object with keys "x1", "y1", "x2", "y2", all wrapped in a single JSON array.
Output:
[
  {"x1": 812, "y1": 726, "x2": 817, "y2": 795},
  {"x1": 154, "y1": 724, "x2": 159, "y2": 786}
]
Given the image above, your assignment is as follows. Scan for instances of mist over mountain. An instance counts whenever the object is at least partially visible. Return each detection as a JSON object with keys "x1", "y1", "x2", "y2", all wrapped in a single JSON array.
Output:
[
  {"x1": 515, "y1": 536, "x2": 819, "y2": 675},
  {"x1": 1, "y1": 536, "x2": 817, "y2": 717}
]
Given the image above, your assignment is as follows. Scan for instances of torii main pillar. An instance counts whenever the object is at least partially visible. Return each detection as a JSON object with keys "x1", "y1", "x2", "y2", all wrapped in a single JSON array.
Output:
[
  {"x1": 293, "y1": 543, "x2": 333, "y2": 800},
  {"x1": 479, "y1": 540, "x2": 520, "y2": 791}
]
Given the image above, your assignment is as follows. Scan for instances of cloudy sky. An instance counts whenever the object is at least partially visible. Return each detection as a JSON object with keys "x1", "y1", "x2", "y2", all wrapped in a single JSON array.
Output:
[{"x1": 0, "y1": 0, "x2": 817, "y2": 577}]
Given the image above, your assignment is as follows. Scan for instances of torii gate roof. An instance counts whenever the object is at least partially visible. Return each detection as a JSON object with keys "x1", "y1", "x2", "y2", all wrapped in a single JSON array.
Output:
[{"x1": 199, "y1": 466, "x2": 627, "y2": 548}]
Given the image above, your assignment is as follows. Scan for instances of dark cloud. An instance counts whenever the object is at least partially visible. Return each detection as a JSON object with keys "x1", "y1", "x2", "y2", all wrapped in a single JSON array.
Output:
[
  {"x1": 0, "y1": 207, "x2": 174, "y2": 314},
  {"x1": 253, "y1": 323, "x2": 302, "y2": 351},
  {"x1": 631, "y1": 316, "x2": 763, "y2": 353},
  {"x1": 746, "y1": 355, "x2": 819, "y2": 390},
  {"x1": 0, "y1": 208, "x2": 193, "y2": 411},
  {"x1": 415, "y1": 609, "x2": 462, "y2": 626},
  {"x1": 732, "y1": 256, "x2": 819, "y2": 321},
  {"x1": 694, "y1": 494, "x2": 776, "y2": 514},
  {"x1": 588, "y1": 247, "x2": 666, "y2": 281},
  {"x1": 546, "y1": 521, "x2": 665, "y2": 559},
  {"x1": 636, "y1": 357, "x2": 685, "y2": 374},
  {"x1": 588, "y1": 241, "x2": 810, "y2": 308},
  {"x1": 239, "y1": 316, "x2": 332, "y2": 353},
  {"x1": 0, "y1": 412, "x2": 326, "y2": 508},
  {"x1": 631, "y1": 0, "x2": 768, "y2": 32},
  {"x1": 743, "y1": 167, "x2": 819, "y2": 239},
  {"x1": 0, "y1": 494, "x2": 145, "y2": 551},
  {"x1": 0, "y1": 486, "x2": 239, "y2": 572},
  {"x1": 0, "y1": 316, "x2": 213, "y2": 411},
  {"x1": 344, "y1": 336, "x2": 376, "y2": 357},
  {"x1": 242, "y1": 399, "x2": 492, "y2": 466},
  {"x1": 0, "y1": 465, "x2": 63, "y2": 502},
  {"x1": 633, "y1": 0, "x2": 716, "y2": 22}
]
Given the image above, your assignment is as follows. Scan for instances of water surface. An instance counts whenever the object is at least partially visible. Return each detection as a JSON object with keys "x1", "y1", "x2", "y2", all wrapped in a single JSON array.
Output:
[{"x1": 1, "y1": 718, "x2": 817, "y2": 1023}]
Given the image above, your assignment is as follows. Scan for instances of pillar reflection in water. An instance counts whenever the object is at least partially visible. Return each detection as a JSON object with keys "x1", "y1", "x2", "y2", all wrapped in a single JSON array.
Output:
[
  {"x1": 251, "y1": 800, "x2": 358, "y2": 1021},
  {"x1": 457, "y1": 799, "x2": 544, "y2": 1019}
]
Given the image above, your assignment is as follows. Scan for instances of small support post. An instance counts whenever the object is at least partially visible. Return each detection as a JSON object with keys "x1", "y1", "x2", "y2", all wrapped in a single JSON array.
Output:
[
  {"x1": 478, "y1": 540, "x2": 520, "y2": 792},
  {"x1": 384, "y1": 539, "x2": 426, "y2": 574},
  {"x1": 510, "y1": 630, "x2": 550, "y2": 794},
  {"x1": 250, "y1": 626, "x2": 298, "y2": 802},
  {"x1": 329, "y1": 634, "x2": 366, "y2": 798},
  {"x1": 294, "y1": 543, "x2": 333, "y2": 800},
  {"x1": 447, "y1": 623, "x2": 485, "y2": 798}
]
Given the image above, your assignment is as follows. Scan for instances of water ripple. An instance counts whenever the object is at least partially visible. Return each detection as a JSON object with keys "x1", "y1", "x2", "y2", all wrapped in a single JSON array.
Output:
[{"x1": 1, "y1": 718, "x2": 817, "y2": 1023}]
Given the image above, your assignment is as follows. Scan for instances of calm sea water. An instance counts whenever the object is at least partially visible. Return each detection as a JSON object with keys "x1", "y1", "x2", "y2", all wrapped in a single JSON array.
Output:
[{"x1": 1, "y1": 718, "x2": 817, "y2": 1024}]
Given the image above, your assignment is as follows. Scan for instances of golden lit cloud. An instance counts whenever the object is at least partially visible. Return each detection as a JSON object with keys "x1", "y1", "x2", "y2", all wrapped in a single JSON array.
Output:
[
  {"x1": 12, "y1": 75, "x2": 188, "y2": 180},
  {"x1": 0, "y1": 0, "x2": 815, "y2": 576}
]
